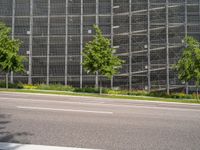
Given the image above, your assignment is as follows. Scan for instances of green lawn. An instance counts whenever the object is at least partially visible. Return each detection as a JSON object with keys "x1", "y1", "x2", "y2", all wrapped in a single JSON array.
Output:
[{"x1": 0, "y1": 88, "x2": 200, "y2": 104}]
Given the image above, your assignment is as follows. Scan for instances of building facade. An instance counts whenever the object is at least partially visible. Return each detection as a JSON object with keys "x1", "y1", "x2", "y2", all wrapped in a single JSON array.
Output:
[{"x1": 0, "y1": 0, "x2": 200, "y2": 92}]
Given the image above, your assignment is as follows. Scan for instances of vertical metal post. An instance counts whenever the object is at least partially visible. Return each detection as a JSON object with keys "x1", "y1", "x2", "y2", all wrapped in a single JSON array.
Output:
[
  {"x1": 28, "y1": 0, "x2": 33, "y2": 84},
  {"x1": 11, "y1": 0, "x2": 16, "y2": 84},
  {"x1": 184, "y1": 0, "x2": 188, "y2": 44},
  {"x1": 111, "y1": 0, "x2": 114, "y2": 89},
  {"x1": 95, "y1": 0, "x2": 99, "y2": 89},
  {"x1": 65, "y1": 0, "x2": 68, "y2": 85},
  {"x1": 80, "y1": 0, "x2": 83, "y2": 88},
  {"x1": 198, "y1": 0, "x2": 200, "y2": 95},
  {"x1": 129, "y1": 0, "x2": 132, "y2": 91},
  {"x1": 147, "y1": 0, "x2": 151, "y2": 92},
  {"x1": 47, "y1": 0, "x2": 50, "y2": 85},
  {"x1": 185, "y1": 0, "x2": 188, "y2": 94},
  {"x1": 166, "y1": 0, "x2": 170, "y2": 94},
  {"x1": 199, "y1": 0, "x2": 200, "y2": 20}
]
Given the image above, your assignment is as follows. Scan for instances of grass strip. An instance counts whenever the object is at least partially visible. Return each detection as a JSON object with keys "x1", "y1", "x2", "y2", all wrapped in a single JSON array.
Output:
[{"x1": 0, "y1": 88, "x2": 200, "y2": 104}]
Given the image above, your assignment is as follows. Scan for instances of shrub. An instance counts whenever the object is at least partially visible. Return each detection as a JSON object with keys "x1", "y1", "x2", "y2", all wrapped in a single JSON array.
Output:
[
  {"x1": 23, "y1": 84, "x2": 37, "y2": 89},
  {"x1": 74, "y1": 87, "x2": 99, "y2": 93},
  {"x1": 148, "y1": 92, "x2": 195, "y2": 99},
  {"x1": 104, "y1": 89, "x2": 128, "y2": 95},
  {"x1": 192, "y1": 93, "x2": 200, "y2": 100},
  {"x1": 36, "y1": 84, "x2": 74, "y2": 91},
  {"x1": 1, "y1": 81, "x2": 199, "y2": 100},
  {"x1": 0, "y1": 81, "x2": 5, "y2": 88},
  {"x1": 0, "y1": 80, "x2": 23, "y2": 89},
  {"x1": 23, "y1": 84, "x2": 75, "y2": 92},
  {"x1": 9, "y1": 82, "x2": 23, "y2": 89},
  {"x1": 128, "y1": 90, "x2": 148, "y2": 96}
]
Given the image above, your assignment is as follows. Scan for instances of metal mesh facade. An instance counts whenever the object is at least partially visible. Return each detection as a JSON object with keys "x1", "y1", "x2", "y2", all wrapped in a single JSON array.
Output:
[{"x1": 0, "y1": 0, "x2": 200, "y2": 92}]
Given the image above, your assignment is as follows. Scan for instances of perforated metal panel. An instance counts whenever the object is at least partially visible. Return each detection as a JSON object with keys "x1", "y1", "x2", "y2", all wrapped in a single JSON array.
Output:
[{"x1": 0, "y1": 0, "x2": 199, "y2": 91}]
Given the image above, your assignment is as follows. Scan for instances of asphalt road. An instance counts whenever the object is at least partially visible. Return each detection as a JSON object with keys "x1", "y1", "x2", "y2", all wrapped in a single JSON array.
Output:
[{"x1": 0, "y1": 92, "x2": 200, "y2": 150}]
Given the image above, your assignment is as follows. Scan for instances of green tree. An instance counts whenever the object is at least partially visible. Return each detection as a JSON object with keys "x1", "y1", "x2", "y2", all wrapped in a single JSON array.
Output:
[
  {"x1": 0, "y1": 22, "x2": 25, "y2": 89},
  {"x1": 82, "y1": 25, "x2": 123, "y2": 94},
  {"x1": 175, "y1": 36, "x2": 200, "y2": 100}
]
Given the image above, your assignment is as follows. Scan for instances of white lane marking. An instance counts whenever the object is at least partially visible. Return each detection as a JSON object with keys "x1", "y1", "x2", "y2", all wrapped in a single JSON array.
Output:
[
  {"x1": 0, "y1": 92, "x2": 99, "y2": 100},
  {"x1": 17, "y1": 106, "x2": 113, "y2": 114},
  {"x1": 1, "y1": 97, "x2": 200, "y2": 113},
  {"x1": 0, "y1": 97, "x2": 105, "y2": 105},
  {"x1": 0, "y1": 96, "x2": 200, "y2": 113},
  {"x1": 129, "y1": 105, "x2": 200, "y2": 112},
  {"x1": 0, "y1": 142, "x2": 101, "y2": 150}
]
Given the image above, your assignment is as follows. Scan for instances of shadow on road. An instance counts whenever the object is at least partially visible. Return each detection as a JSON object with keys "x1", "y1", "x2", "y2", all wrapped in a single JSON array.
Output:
[{"x1": 0, "y1": 113, "x2": 33, "y2": 148}]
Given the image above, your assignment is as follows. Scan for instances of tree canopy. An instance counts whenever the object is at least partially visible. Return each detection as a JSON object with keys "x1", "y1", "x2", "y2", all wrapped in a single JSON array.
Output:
[
  {"x1": 0, "y1": 22, "x2": 24, "y2": 74},
  {"x1": 175, "y1": 36, "x2": 200, "y2": 98},
  {"x1": 82, "y1": 25, "x2": 123, "y2": 79},
  {"x1": 0, "y1": 22, "x2": 25, "y2": 88}
]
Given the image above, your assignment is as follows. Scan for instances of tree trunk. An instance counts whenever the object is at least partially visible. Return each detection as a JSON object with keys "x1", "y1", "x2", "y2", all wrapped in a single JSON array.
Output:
[
  {"x1": 6, "y1": 72, "x2": 9, "y2": 89},
  {"x1": 197, "y1": 86, "x2": 199, "y2": 101},
  {"x1": 185, "y1": 82, "x2": 189, "y2": 94},
  {"x1": 95, "y1": 71, "x2": 99, "y2": 89},
  {"x1": 99, "y1": 76, "x2": 102, "y2": 95}
]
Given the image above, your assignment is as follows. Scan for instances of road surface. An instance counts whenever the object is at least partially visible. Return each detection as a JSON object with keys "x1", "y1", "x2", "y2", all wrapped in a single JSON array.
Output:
[{"x1": 0, "y1": 92, "x2": 200, "y2": 150}]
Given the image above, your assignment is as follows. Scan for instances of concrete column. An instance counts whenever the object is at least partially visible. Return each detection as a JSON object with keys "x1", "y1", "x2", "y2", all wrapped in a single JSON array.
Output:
[
  {"x1": 95, "y1": 0, "x2": 99, "y2": 89},
  {"x1": 129, "y1": 0, "x2": 132, "y2": 91},
  {"x1": 147, "y1": 0, "x2": 151, "y2": 92},
  {"x1": 28, "y1": 0, "x2": 33, "y2": 84},
  {"x1": 111, "y1": 0, "x2": 114, "y2": 89},
  {"x1": 199, "y1": 0, "x2": 200, "y2": 20},
  {"x1": 166, "y1": 0, "x2": 170, "y2": 94},
  {"x1": 11, "y1": 0, "x2": 16, "y2": 83},
  {"x1": 46, "y1": 0, "x2": 50, "y2": 85},
  {"x1": 185, "y1": 0, "x2": 189, "y2": 94},
  {"x1": 80, "y1": 0, "x2": 83, "y2": 88},
  {"x1": 65, "y1": 0, "x2": 68, "y2": 85}
]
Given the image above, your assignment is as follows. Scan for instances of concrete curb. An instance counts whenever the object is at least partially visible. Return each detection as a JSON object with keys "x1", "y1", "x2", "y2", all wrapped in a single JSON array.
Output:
[
  {"x1": 0, "y1": 90, "x2": 200, "y2": 106},
  {"x1": 0, "y1": 142, "x2": 100, "y2": 150}
]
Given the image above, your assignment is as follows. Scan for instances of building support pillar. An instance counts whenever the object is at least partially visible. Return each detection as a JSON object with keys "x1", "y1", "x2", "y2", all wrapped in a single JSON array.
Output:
[
  {"x1": 199, "y1": 0, "x2": 200, "y2": 21},
  {"x1": 147, "y1": 0, "x2": 151, "y2": 93},
  {"x1": 95, "y1": 0, "x2": 99, "y2": 89},
  {"x1": 11, "y1": 0, "x2": 16, "y2": 84},
  {"x1": 166, "y1": 0, "x2": 170, "y2": 94},
  {"x1": 47, "y1": 0, "x2": 50, "y2": 85},
  {"x1": 65, "y1": 0, "x2": 68, "y2": 85},
  {"x1": 28, "y1": 0, "x2": 33, "y2": 84},
  {"x1": 111, "y1": 0, "x2": 114, "y2": 89},
  {"x1": 185, "y1": 0, "x2": 188, "y2": 94},
  {"x1": 80, "y1": 0, "x2": 83, "y2": 88},
  {"x1": 129, "y1": 0, "x2": 132, "y2": 91}
]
